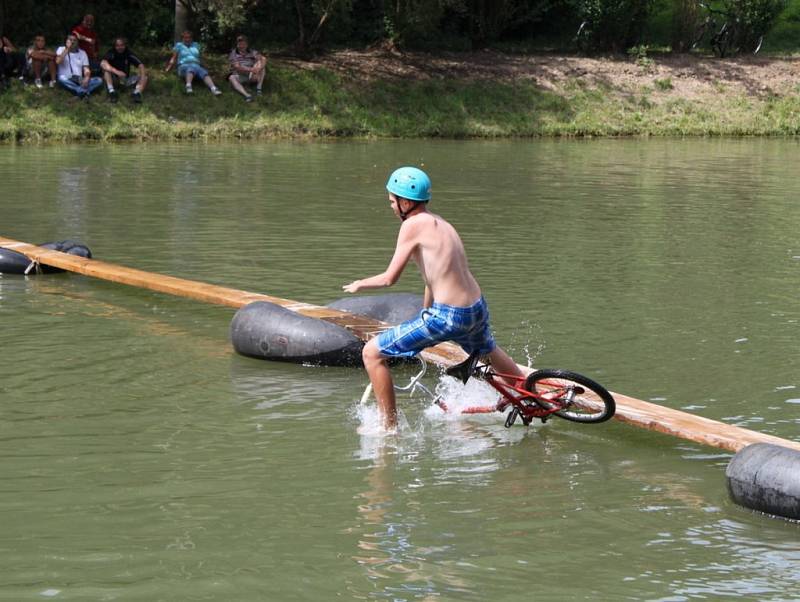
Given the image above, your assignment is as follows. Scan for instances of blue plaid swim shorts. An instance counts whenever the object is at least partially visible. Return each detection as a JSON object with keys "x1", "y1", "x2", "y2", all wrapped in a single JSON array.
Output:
[{"x1": 376, "y1": 296, "x2": 496, "y2": 358}]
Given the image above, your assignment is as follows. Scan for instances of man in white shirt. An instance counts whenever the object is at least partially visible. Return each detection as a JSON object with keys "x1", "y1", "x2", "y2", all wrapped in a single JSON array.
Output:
[{"x1": 55, "y1": 34, "x2": 102, "y2": 98}]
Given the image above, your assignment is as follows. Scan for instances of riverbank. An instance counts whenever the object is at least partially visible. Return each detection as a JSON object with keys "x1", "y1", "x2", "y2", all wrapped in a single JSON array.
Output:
[{"x1": 2, "y1": 49, "x2": 800, "y2": 141}]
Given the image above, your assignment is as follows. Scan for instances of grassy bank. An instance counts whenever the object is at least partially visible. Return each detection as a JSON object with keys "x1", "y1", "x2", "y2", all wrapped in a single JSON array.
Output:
[{"x1": 2, "y1": 50, "x2": 800, "y2": 141}]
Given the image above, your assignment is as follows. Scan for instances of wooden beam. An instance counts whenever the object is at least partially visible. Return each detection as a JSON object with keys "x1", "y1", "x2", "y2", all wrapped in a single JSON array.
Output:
[{"x1": 3, "y1": 235, "x2": 798, "y2": 454}]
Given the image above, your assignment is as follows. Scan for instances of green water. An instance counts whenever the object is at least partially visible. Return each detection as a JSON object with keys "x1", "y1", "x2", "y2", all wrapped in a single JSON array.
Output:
[{"x1": 1, "y1": 139, "x2": 799, "y2": 601}]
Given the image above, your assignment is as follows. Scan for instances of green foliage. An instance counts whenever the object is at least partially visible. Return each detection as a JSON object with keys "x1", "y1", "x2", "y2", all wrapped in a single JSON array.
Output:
[
  {"x1": 574, "y1": 0, "x2": 656, "y2": 51},
  {"x1": 654, "y1": 76, "x2": 673, "y2": 89},
  {"x1": 671, "y1": 0, "x2": 700, "y2": 52},
  {"x1": 723, "y1": 0, "x2": 787, "y2": 52},
  {"x1": 628, "y1": 43, "x2": 655, "y2": 70},
  {"x1": 0, "y1": 0, "x2": 172, "y2": 47}
]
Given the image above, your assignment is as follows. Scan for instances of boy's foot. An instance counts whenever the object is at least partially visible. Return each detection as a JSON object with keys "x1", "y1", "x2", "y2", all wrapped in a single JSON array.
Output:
[
  {"x1": 185, "y1": 84, "x2": 193, "y2": 94},
  {"x1": 48, "y1": 80, "x2": 56, "y2": 88},
  {"x1": 244, "y1": 94, "x2": 253, "y2": 103},
  {"x1": 34, "y1": 79, "x2": 43, "y2": 89},
  {"x1": 211, "y1": 87, "x2": 222, "y2": 96},
  {"x1": 132, "y1": 90, "x2": 142, "y2": 103},
  {"x1": 109, "y1": 89, "x2": 118, "y2": 103},
  {"x1": 256, "y1": 88, "x2": 262, "y2": 96}
]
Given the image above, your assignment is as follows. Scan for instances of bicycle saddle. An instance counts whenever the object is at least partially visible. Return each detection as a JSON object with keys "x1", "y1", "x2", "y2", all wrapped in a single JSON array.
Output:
[{"x1": 445, "y1": 351, "x2": 481, "y2": 385}]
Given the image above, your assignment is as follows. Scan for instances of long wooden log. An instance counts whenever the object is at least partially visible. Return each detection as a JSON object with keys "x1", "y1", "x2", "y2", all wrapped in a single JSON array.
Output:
[{"x1": 3, "y1": 235, "x2": 799, "y2": 454}]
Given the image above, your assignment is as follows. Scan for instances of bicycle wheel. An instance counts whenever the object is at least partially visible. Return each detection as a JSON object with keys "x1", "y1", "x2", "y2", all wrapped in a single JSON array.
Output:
[{"x1": 524, "y1": 369, "x2": 616, "y2": 424}]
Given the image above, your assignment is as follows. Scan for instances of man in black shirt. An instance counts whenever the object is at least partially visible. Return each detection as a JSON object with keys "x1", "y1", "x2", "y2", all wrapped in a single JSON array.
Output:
[{"x1": 100, "y1": 37, "x2": 147, "y2": 103}]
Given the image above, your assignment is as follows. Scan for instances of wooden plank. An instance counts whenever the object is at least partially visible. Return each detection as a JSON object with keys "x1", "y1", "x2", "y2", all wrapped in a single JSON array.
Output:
[{"x1": 3, "y1": 235, "x2": 799, "y2": 453}]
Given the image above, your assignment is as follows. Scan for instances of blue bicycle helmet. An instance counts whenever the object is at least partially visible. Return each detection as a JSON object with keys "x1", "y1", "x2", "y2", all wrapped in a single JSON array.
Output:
[{"x1": 386, "y1": 166, "x2": 431, "y2": 202}]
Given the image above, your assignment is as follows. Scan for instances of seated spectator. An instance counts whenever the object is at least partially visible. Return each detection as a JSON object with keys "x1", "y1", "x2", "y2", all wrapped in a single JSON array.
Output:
[
  {"x1": 71, "y1": 14, "x2": 100, "y2": 74},
  {"x1": 227, "y1": 35, "x2": 266, "y2": 102},
  {"x1": 165, "y1": 30, "x2": 221, "y2": 96},
  {"x1": 101, "y1": 37, "x2": 147, "y2": 103},
  {"x1": 1, "y1": 34, "x2": 26, "y2": 88},
  {"x1": 55, "y1": 34, "x2": 102, "y2": 99},
  {"x1": 27, "y1": 34, "x2": 57, "y2": 88}
]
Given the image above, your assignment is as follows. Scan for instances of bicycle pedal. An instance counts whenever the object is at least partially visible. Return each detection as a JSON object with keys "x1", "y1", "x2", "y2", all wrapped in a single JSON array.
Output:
[{"x1": 504, "y1": 407, "x2": 520, "y2": 428}]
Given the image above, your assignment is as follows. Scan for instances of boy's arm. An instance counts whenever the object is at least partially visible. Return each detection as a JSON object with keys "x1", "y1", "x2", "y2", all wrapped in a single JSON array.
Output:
[{"x1": 343, "y1": 223, "x2": 417, "y2": 293}]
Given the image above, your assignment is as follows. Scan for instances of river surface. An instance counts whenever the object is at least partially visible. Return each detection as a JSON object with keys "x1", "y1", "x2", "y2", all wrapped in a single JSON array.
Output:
[{"x1": 1, "y1": 139, "x2": 799, "y2": 601}]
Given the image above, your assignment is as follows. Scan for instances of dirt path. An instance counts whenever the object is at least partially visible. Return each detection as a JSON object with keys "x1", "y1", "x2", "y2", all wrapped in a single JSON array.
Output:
[{"x1": 280, "y1": 49, "x2": 800, "y2": 99}]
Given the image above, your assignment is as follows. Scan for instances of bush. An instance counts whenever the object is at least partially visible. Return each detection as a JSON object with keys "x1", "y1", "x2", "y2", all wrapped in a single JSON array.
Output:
[
  {"x1": 574, "y1": 0, "x2": 656, "y2": 52},
  {"x1": 724, "y1": 0, "x2": 787, "y2": 52}
]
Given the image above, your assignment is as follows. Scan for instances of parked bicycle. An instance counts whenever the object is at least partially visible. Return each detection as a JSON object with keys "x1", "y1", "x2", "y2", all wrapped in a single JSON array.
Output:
[{"x1": 692, "y1": 1, "x2": 763, "y2": 57}]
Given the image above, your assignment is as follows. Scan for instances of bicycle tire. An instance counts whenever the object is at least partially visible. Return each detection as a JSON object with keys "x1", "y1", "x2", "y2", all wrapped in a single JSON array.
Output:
[{"x1": 525, "y1": 369, "x2": 616, "y2": 424}]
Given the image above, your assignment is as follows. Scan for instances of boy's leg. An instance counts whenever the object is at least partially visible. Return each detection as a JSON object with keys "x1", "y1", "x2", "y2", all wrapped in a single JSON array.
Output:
[
  {"x1": 362, "y1": 339, "x2": 398, "y2": 430},
  {"x1": 487, "y1": 345, "x2": 526, "y2": 384},
  {"x1": 32, "y1": 58, "x2": 43, "y2": 79}
]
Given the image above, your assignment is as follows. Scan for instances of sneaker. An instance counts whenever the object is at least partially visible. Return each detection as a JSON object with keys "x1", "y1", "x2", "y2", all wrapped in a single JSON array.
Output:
[
  {"x1": 132, "y1": 90, "x2": 142, "y2": 103},
  {"x1": 244, "y1": 95, "x2": 253, "y2": 103},
  {"x1": 48, "y1": 80, "x2": 55, "y2": 88},
  {"x1": 34, "y1": 78, "x2": 43, "y2": 89},
  {"x1": 109, "y1": 89, "x2": 118, "y2": 103},
  {"x1": 256, "y1": 88, "x2": 262, "y2": 96},
  {"x1": 185, "y1": 84, "x2": 193, "y2": 94},
  {"x1": 211, "y1": 87, "x2": 222, "y2": 96}
]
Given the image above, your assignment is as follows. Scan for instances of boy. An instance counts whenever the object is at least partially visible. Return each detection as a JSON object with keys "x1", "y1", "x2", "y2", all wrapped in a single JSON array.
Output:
[{"x1": 343, "y1": 167, "x2": 524, "y2": 430}]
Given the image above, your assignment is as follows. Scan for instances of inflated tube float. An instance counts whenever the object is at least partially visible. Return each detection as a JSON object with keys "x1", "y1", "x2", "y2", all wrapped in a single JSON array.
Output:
[
  {"x1": 726, "y1": 443, "x2": 800, "y2": 521},
  {"x1": 0, "y1": 240, "x2": 92, "y2": 274},
  {"x1": 230, "y1": 293, "x2": 423, "y2": 367}
]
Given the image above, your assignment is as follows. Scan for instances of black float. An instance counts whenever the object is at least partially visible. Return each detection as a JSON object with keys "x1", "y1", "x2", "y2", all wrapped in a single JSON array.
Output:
[
  {"x1": 726, "y1": 443, "x2": 800, "y2": 521},
  {"x1": 230, "y1": 293, "x2": 423, "y2": 367},
  {"x1": 0, "y1": 240, "x2": 92, "y2": 275}
]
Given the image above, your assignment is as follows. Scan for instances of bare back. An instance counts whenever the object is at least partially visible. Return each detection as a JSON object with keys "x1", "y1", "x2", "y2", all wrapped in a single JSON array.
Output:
[{"x1": 405, "y1": 211, "x2": 482, "y2": 307}]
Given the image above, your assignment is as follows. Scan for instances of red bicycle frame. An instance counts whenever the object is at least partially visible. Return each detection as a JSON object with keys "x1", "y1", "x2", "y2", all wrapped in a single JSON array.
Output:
[{"x1": 436, "y1": 368, "x2": 563, "y2": 421}]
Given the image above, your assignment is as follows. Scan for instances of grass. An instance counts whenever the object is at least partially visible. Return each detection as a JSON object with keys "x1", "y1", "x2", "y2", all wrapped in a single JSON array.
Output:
[{"x1": 2, "y1": 49, "x2": 800, "y2": 141}]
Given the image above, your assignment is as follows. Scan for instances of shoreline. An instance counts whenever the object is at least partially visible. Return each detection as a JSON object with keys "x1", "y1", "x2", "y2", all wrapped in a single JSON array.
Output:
[{"x1": 2, "y1": 49, "x2": 799, "y2": 142}]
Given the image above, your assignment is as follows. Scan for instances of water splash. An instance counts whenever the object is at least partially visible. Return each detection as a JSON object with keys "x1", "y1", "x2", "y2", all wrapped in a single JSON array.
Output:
[{"x1": 507, "y1": 319, "x2": 545, "y2": 368}]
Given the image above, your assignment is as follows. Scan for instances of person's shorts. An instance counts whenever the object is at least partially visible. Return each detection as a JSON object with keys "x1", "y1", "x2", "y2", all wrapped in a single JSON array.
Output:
[
  {"x1": 178, "y1": 64, "x2": 209, "y2": 79},
  {"x1": 230, "y1": 72, "x2": 257, "y2": 85},
  {"x1": 110, "y1": 74, "x2": 140, "y2": 87},
  {"x1": 375, "y1": 296, "x2": 496, "y2": 358}
]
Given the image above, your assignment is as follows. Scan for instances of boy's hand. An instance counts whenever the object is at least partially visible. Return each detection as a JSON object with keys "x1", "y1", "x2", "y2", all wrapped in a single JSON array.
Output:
[{"x1": 342, "y1": 280, "x2": 361, "y2": 294}]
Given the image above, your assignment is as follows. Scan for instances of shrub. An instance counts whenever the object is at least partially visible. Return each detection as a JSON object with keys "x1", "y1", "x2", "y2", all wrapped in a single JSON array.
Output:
[
  {"x1": 724, "y1": 0, "x2": 787, "y2": 53},
  {"x1": 574, "y1": 0, "x2": 657, "y2": 52}
]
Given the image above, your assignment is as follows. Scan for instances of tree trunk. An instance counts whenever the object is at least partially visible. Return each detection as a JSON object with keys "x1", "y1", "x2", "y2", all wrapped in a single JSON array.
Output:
[
  {"x1": 294, "y1": 0, "x2": 306, "y2": 49},
  {"x1": 175, "y1": 0, "x2": 190, "y2": 42}
]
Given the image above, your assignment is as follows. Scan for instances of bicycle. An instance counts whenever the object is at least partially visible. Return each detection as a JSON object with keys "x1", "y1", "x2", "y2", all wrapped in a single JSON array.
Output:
[
  {"x1": 575, "y1": 20, "x2": 592, "y2": 54},
  {"x1": 691, "y1": 2, "x2": 763, "y2": 57},
  {"x1": 360, "y1": 352, "x2": 616, "y2": 427}
]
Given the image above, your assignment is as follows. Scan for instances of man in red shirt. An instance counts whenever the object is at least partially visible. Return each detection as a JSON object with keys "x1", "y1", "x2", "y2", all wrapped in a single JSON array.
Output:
[{"x1": 71, "y1": 14, "x2": 99, "y2": 72}]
